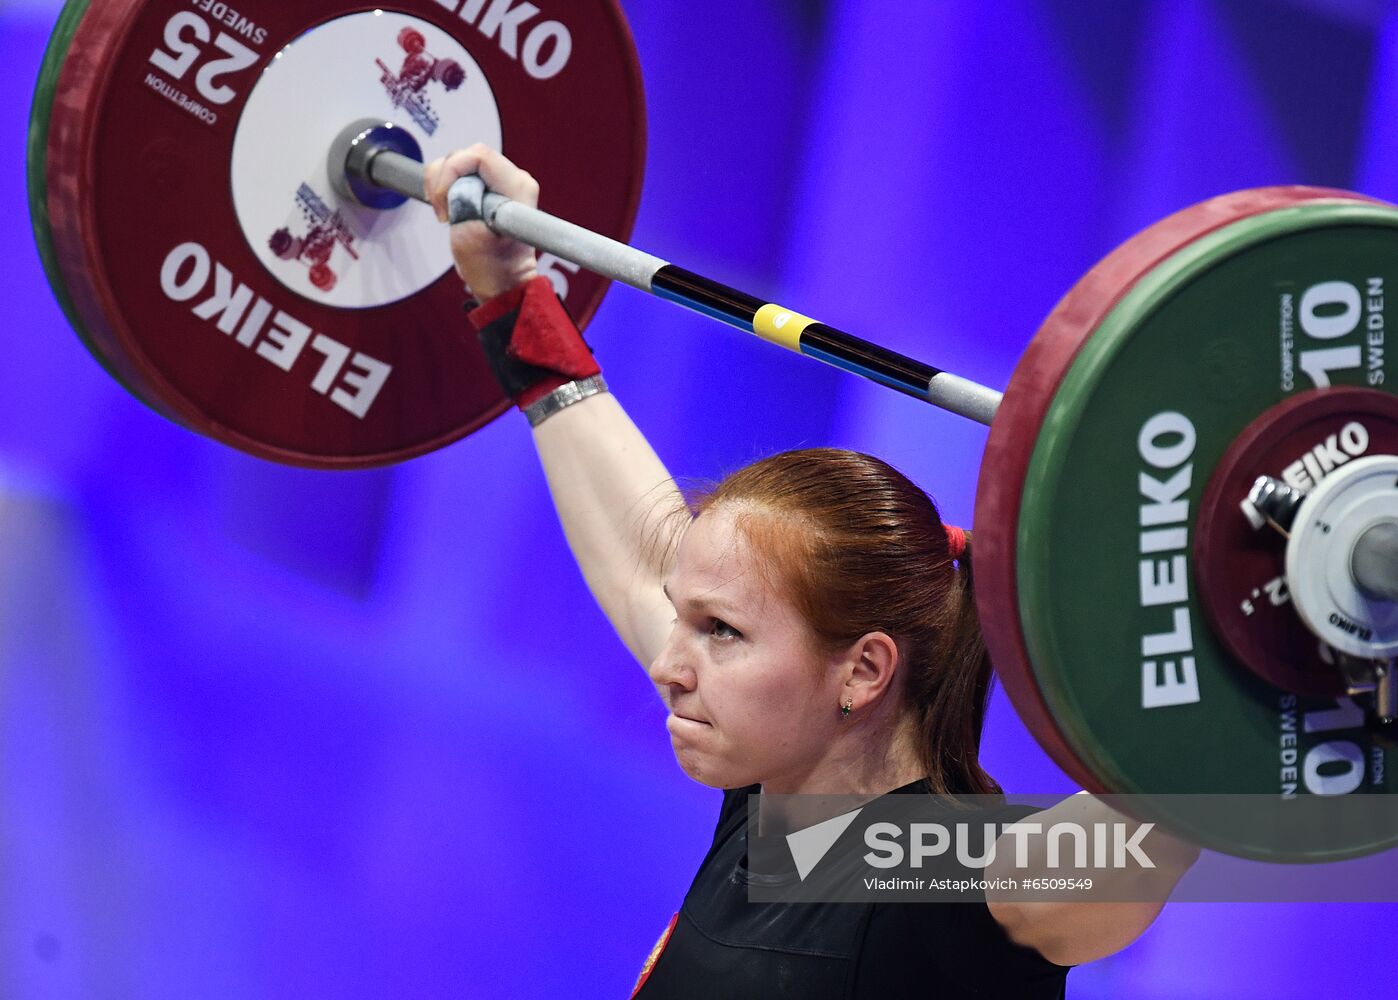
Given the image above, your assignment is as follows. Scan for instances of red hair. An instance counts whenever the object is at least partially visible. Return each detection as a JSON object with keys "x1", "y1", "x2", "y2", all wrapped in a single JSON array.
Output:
[{"x1": 688, "y1": 448, "x2": 999, "y2": 796}]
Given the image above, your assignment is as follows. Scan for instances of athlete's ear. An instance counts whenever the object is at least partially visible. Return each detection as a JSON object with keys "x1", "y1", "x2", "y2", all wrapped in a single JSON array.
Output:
[{"x1": 837, "y1": 632, "x2": 900, "y2": 716}]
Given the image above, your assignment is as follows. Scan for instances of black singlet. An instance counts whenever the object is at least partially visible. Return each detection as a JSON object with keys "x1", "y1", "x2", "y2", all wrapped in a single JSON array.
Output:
[{"x1": 631, "y1": 780, "x2": 1070, "y2": 999}]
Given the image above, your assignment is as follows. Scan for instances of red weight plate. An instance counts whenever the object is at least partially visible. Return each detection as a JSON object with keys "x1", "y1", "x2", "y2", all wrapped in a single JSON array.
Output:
[
  {"x1": 45, "y1": 0, "x2": 645, "y2": 467},
  {"x1": 1195, "y1": 387, "x2": 1398, "y2": 697},
  {"x1": 973, "y1": 187, "x2": 1379, "y2": 793}
]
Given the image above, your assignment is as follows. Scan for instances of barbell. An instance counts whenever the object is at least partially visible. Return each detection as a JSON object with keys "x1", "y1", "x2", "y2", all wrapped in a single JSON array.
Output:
[{"x1": 28, "y1": 0, "x2": 1398, "y2": 860}]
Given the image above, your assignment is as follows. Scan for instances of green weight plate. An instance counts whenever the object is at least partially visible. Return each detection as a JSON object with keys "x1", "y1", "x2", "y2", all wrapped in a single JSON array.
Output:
[
  {"x1": 976, "y1": 187, "x2": 1350, "y2": 801},
  {"x1": 27, "y1": 0, "x2": 152, "y2": 399},
  {"x1": 1018, "y1": 201, "x2": 1398, "y2": 860}
]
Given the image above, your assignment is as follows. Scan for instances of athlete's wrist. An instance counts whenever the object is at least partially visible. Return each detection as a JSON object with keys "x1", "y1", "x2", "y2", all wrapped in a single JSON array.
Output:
[{"x1": 467, "y1": 275, "x2": 602, "y2": 411}]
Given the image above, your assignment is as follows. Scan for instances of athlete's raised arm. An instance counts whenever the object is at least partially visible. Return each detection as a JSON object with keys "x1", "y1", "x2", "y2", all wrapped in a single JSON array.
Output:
[{"x1": 426, "y1": 145, "x2": 687, "y2": 669}]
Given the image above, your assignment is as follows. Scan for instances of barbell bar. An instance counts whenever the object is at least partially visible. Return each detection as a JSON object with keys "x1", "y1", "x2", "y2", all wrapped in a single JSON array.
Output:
[{"x1": 333, "y1": 119, "x2": 1003, "y2": 426}]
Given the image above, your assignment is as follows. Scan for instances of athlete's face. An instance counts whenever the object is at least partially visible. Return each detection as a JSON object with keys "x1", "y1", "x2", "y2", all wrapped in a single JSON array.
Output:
[{"x1": 649, "y1": 506, "x2": 842, "y2": 791}]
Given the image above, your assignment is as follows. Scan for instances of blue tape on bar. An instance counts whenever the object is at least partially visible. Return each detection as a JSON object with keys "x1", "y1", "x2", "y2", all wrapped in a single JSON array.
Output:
[
  {"x1": 801, "y1": 343, "x2": 927, "y2": 398},
  {"x1": 652, "y1": 285, "x2": 756, "y2": 332}
]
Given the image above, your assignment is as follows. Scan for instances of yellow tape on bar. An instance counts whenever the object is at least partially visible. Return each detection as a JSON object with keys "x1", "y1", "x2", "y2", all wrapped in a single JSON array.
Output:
[{"x1": 753, "y1": 304, "x2": 816, "y2": 353}]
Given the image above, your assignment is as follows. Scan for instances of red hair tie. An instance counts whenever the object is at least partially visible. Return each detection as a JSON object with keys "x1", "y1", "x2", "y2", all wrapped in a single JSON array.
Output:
[{"x1": 944, "y1": 524, "x2": 967, "y2": 562}]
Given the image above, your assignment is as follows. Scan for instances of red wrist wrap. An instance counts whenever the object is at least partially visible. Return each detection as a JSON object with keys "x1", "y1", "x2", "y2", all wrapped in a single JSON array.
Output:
[{"x1": 468, "y1": 276, "x2": 601, "y2": 409}]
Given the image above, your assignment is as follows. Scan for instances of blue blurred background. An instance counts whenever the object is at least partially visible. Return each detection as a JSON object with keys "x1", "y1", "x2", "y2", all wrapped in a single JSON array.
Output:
[{"x1": 5, "y1": 0, "x2": 1398, "y2": 996}]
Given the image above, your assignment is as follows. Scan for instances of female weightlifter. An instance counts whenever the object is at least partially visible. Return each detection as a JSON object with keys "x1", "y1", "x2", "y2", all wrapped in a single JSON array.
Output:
[{"x1": 424, "y1": 145, "x2": 1200, "y2": 999}]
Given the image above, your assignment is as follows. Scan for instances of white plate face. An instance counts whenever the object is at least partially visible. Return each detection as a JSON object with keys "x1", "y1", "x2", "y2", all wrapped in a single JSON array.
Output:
[{"x1": 231, "y1": 10, "x2": 502, "y2": 308}]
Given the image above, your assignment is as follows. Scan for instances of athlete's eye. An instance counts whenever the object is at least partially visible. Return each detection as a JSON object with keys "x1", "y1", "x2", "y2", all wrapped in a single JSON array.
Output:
[{"x1": 709, "y1": 618, "x2": 742, "y2": 640}]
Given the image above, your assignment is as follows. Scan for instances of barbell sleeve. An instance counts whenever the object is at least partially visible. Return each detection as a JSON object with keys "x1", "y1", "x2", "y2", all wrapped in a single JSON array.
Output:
[
  {"x1": 353, "y1": 144, "x2": 1004, "y2": 426},
  {"x1": 1353, "y1": 521, "x2": 1398, "y2": 603}
]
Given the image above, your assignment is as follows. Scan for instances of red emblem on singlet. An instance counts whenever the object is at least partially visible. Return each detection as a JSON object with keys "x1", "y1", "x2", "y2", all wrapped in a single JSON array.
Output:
[{"x1": 630, "y1": 912, "x2": 679, "y2": 998}]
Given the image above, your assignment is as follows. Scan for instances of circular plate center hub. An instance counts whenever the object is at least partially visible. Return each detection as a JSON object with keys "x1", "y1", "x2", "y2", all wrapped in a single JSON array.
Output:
[
  {"x1": 1196, "y1": 387, "x2": 1398, "y2": 695},
  {"x1": 230, "y1": 10, "x2": 502, "y2": 308}
]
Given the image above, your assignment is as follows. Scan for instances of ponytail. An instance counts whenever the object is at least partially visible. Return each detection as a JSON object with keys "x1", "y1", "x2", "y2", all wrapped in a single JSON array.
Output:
[{"x1": 912, "y1": 531, "x2": 1001, "y2": 796}]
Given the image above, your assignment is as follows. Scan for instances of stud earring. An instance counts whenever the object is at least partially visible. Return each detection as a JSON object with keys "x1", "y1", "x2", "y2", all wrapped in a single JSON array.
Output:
[{"x1": 840, "y1": 698, "x2": 852, "y2": 718}]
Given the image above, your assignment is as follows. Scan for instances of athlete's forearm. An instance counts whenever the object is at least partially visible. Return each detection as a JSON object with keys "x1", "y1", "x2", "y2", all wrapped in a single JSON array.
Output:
[
  {"x1": 985, "y1": 793, "x2": 1199, "y2": 966},
  {"x1": 532, "y1": 390, "x2": 688, "y2": 667}
]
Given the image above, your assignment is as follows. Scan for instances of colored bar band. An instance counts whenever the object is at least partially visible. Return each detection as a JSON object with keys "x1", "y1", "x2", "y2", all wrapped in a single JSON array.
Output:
[
  {"x1": 650, "y1": 266, "x2": 766, "y2": 331},
  {"x1": 650, "y1": 266, "x2": 951, "y2": 405},
  {"x1": 799, "y1": 323, "x2": 942, "y2": 400},
  {"x1": 753, "y1": 304, "x2": 814, "y2": 352}
]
